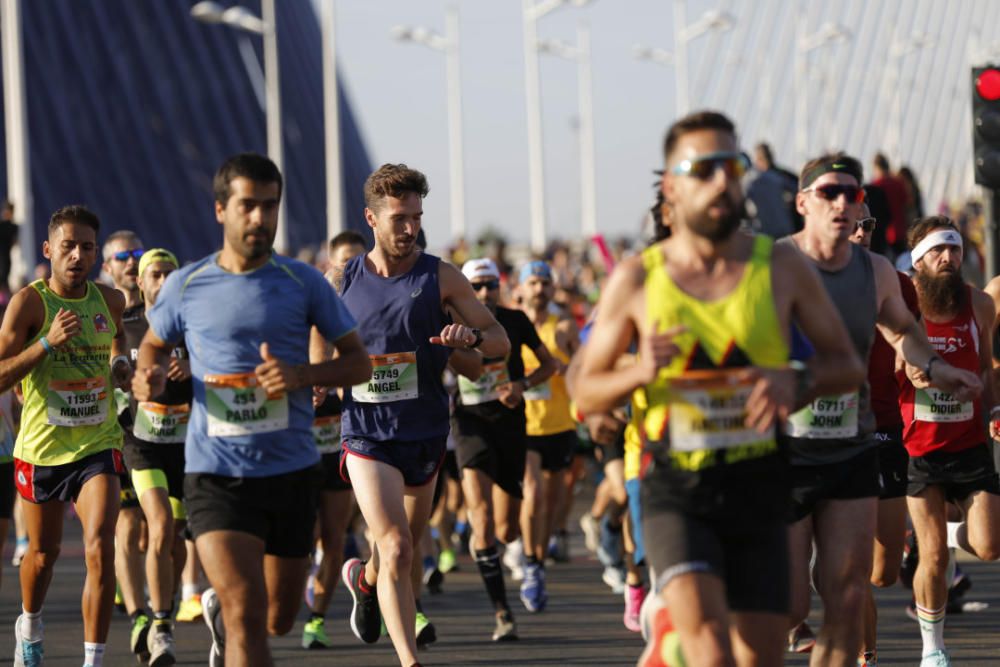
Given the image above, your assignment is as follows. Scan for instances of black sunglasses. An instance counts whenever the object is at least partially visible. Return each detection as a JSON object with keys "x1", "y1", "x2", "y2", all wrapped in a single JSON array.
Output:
[
  {"x1": 802, "y1": 184, "x2": 865, "y2": 204},
  {"x1": 111, "y1": 249, "x2": 144, "y2": 262},
  {"x1": 856, "y1": 217, "x2": 876, "y2": 233},
  {"x1": 471, "y1": 280, "x2": 499, "y2": 291}
]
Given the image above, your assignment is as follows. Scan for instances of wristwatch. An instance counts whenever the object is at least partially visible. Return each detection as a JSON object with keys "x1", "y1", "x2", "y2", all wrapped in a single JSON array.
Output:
[
  {"x1": 924, "y1": 356, "x2": 940, "y2": 382},
  {"x1": 468, "y1": 328, "x2": 484, "y2": 349}
]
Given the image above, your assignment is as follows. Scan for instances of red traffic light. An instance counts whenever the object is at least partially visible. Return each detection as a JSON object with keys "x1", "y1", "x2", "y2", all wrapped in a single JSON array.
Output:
[{"x1": 977, "y1": 68, "x2": 1000, "y2": 101}]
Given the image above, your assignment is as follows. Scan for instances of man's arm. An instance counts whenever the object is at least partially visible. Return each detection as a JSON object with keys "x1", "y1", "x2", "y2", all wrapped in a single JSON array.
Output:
[
  {"x1": 0, "y1": 288, "x2": 48, "y2": 393},
  {"x1": 439, "y1": 262, "x2": 510, "y2": 359},
  {"x1": 255, "y1": 330, "x2": 373, "y2": 397},
  {"x1": 134, "y1": 328, "x2": 175, "y2": 401},
  {"x1": 98, "y1": 284, "x2": 131, "y2": 389}
]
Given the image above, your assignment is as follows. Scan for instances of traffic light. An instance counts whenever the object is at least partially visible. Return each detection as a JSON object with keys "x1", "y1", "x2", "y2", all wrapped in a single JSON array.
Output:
[{"x1": 973, "y1": 66, "x2": 1000, "y2": 188}]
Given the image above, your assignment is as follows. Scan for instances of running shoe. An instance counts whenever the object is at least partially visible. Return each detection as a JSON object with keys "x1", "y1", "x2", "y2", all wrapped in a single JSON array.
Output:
[
  {"x1": 202, "y1": 588, "x2": 225, "y2": 667},
  {"x1": 342, "y1": 558, "x2": 381, "y2": 643},
  {"x1": 147, "y1": 625, "x2": 176, "y2": 667},
  {"x1": 305, "y1": 549, "x2": 322, "y2": 608},
  {"x1": 415, "y1": 611, "x2": 437, "y2": 646},
  {"x1": 492, "y1": 609, "x2": 518, "y2": 642},
  {"x1": 579, "y1": 514, "x2": 600, "y2": 555},
  {"x1": 597, "y1": 516, "x2": 623, "y2": 568},
  {"x1": 548, "y1": 530, "x2": 570, "y2": 563},
  {"x1": 130, "y1": 612, "x2": 151, "y2": 661},
  {"x1": 175, "y1": 594, "x2": 203, "y2": 623},
  {"x1": 858, "y1": 650, "x2": 877, "y2": 666},
  {"x1": 11, "y1": 537, "x2": 27, "y2": 567},
  {"x1": 503, "y1": 538, "x2": 525, "y2": 581},
  {"x1": 624, "y1": 583, "x2": 647, "y2": 632},
  {"x1": 114, "y1": 584, "x2": 126, "y2": 614},
  {"x1": 520, "y1": 562, "x2": 548, "y2": 613},
  {"x1": 919, "y1": 649, "x2": 951, "y2": 667},
  {"x1": 787, "y1": 621, "x2": 816, "y2": 653},
  {"x1": 438, "y1": 547, "x2": 457, "y2": 573},
  {"x1": 14, "y1": 614, "x2": 43, "y2": 667},
  {"x1": 602, "y1": 564, "x2": 627, "y2": 594},
  {"x1": 302, "y1": 617, "x2": 333, "y2": 649},
  {"x1": 637, "y1": 595, "x2": 684, "y2": 667},
  {"x1": 423, "y1": 563, "x2": 444, "y2": 595}
]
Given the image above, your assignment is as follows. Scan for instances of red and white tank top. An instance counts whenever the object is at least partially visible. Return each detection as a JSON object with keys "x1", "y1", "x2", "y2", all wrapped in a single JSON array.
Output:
[{"x1": 898, "y1": 286, "x2": 984, "y2": 457}]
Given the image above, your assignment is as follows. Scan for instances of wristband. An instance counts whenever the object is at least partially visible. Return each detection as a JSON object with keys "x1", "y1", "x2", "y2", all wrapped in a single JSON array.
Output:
[
  {"x1": 790, "y1": 361, "x2": 813, "y2": 403},
  {"x1": 111, "y1": 355, "x2": 129, "y2": 370},
  {"x1": 39, "y1": 336, "x2": 53, "y2": 354},
  {"x1": 468, "y1": 328, "x2": 484, "y2": 349},
  {"x1": 924, "y1": 356, "x2": 940, "y2": 382}
]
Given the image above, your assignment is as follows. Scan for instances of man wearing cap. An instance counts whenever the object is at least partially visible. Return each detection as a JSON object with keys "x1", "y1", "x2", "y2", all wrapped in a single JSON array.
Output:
[
  {"x1": 453, "y1": 257, "x2": 556, "y2": 637},
  {"x1": 898, "y1": 217, "x2": 1000, "y2": 667},
  {"x1": 781, "y1": 154, "x2": 982, "y2": 667},
  {"x1": 516, "y1": 260, "x2": 580, "y2": 577},
  {"x1": 118, "y1": 248, "x2": 192, "y2": 665}
]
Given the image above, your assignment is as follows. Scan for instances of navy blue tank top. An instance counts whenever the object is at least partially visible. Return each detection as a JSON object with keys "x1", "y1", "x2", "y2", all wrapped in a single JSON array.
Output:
[{"x1": 340, "y1": 252, "x2": 451, "y2": 441}]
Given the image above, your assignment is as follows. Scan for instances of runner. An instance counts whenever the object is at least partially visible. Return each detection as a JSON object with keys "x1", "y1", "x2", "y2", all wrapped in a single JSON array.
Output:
[
  {"x1": 101, "y1": 230, "x2": 153, "y2": 661},
  {"x1": 134, "y1": 153, "x2": 371, "y2": 667},
  {"x1": 570, "y1": 111, "x2": 865, "y2": 666},
  {"x1": 0, "y1": 386, "x2": 19, "y2": 589},
  {"x1": 781, "y1": 155, "x2": 981, "y2": 667},
  {"x1": 118, "y1": 248, "x2": 192, "y2": 666},
  {"x1": 0, "y1": 205, "x2": 130, "y2": 667},
  {"x1": 898, "y1": 217, "x2": 1000, "y2": 667},
  {"x1": 453, "y1": 257, "x2": 556, "y2": 634},
  {"x1": 848, "y1": 205, "x2": 919, "y2": 665},
  {"x1": 338, "y1": 164, "x2": 509, "y2": 667},
  {"x1": 300, "y1": 231, "x2": 367, "y2": 650},
  {"x1": 517, "y1": 260, "x2": 580, "y2": 587}
]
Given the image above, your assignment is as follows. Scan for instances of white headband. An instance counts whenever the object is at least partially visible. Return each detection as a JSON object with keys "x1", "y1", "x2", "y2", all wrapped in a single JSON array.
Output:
[{"x1": 911, "y1": 229, "x2": 963, "y2": 268}]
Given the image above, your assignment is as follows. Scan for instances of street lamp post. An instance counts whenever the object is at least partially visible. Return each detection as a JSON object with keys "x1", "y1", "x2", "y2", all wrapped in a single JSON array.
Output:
[
  {"x1": 794, "y1": 21, "x2": 850, "y2": 166},
  {"x1": 537, "y1": 23, "x2": 597, "y2": 238},
  {"x1": 321, "y1": 0, "x2": 344, "y2": 242},
  {"x1": 391, "y1": 5, "x2": 467, "y2": 242},
  {"x1": 1, "y1": 0, "x2": 34, "y2": 278},
  {"x1": 191, "y1": 1, "x2": 288, "y2": 254}
]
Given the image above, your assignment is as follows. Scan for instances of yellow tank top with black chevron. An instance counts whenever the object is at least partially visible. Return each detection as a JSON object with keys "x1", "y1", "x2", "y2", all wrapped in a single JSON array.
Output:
[
  {"x1": 640, "y1": 235, "x2": 788, "y2": 472},
  {"x1": 15, "y1": 280, "x2": 123, "y2": 465}
]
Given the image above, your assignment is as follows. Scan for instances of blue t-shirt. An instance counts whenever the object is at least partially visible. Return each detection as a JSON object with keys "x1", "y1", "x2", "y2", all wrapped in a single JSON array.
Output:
[{"x1": 148, "y1": 253, "x2": 357, "y2": 477}]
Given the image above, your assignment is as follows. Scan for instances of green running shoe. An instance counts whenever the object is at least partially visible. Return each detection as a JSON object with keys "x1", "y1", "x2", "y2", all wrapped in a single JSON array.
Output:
[
  {"x1": 415, "y1": 611, "x2": 437, "y2": 646},
  {"x1": 302, "y1": 617, "x2": 333, "y2": 649},
  {"x1": 130, "y1": 613, "x2": 151, "y2": 660},
  {"x1": 438, "y1": 548, "x2": 457, "y2": 573}
]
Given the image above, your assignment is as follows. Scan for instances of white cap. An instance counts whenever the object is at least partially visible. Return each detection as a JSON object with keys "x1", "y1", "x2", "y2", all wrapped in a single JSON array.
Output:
[{"x1": 462, "y1": 258, "x2": 500, "y2": 281}]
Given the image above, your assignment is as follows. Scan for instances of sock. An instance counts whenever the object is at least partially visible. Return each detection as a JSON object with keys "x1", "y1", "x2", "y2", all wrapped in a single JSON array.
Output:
[
  {"x1": 153, "y1": 610, "x2": 171, "y2": 632},
  {"x1": 129, "y1": 609, "x2": 147, "y2": 623},
  {"x1": 182, "y1": 583, "x2": 199, "y2": 600},
  {"x1": 21, "y1": 607, "x2": 43, "y2": 642},
  {"x1": 430, "y1": 527, "x2": 440, "y2": 540},
  {"x1": 415, "y1": 598, "x2": 424, "y2": 614},
  {"x1": 423, "y1": 554, "x2": 435, "y2": 571},
  {"x1": 474, "y1": 544, "x2": 509, "y2": 612},
  {"x1": 525, "y1": 554, "x2": 540, "y2": 567},
  {"x1": 309, "y1": 611, "x2": 324, "y2": 621},
  {"x1": 915, "y1": 603, "x2": 945, "y2": 656},
  {"x1": 455, "y1": 520, "x2": 468, "y2": 536},
  {"x1": 946, "y1": 522, "x2": 962, "y2": 549},
  {"x1": 83, "y1": 642, "x2": 105, "y2": 667}
]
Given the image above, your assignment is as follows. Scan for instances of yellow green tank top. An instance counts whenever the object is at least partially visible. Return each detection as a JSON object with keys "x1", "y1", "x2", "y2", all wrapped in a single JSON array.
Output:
[
  {"x1": 640, "y1": 235, "x2": 788, "y2": 472},
  {"x1": 623, "y1": 387, "x2": 646, "y2": 481},
  {"x1": 15, "y1": 280, "x2": 123, "y2": 465},
  {"x1": 522, "y1": 313, "x2": 575, "y2": 436}
]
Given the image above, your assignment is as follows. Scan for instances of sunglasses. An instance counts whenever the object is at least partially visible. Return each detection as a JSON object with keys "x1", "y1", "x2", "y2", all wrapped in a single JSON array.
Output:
[
  {"x1": 111, "y1": 249, "x2": 144, "y2": 262},
  {"x1": 670, "y1": 151, "x2": 751, "y2": 181},
  {"x1": 802, "y1": 184, "x2": 866, "y2": 204},
  {"x1": 855, "y1": 217, "x2": 876, "y2": 233},
  {"x1": 471, "y1": 280, "x2": 499, "y2": 291}
]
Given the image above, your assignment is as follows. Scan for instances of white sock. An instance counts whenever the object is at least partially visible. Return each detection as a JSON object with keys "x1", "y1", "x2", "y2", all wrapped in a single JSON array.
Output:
[
  {"x1": 945, "y1": 522, "x2": 962, "y2": 549},
  {"x1": 915, "y1": 603, "x2": 946, "y2": 656},
  {"x1": 84, "y1": 642, "x2": 105, "y2": 667},
  {"x1": 945, "y1": 548, "x2": 957, "y2": 586},
  {"x1": 21, "y1": 607, "x2": 43, "y2": 641},
  {"x1": 181, "y1": 583, "x2": 199, "y2": 600}
]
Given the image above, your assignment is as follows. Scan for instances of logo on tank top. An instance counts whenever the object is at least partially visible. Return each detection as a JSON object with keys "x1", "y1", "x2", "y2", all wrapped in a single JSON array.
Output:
[
  {"x1": 93, "y1": 313, "x2": 110, "y2": 333},
  {"x1": 410, "y1": 287, "x2": 423, "y2": 299},
  {"x1": 16, "y1": 470, "x2": 25, "y2": 486}
]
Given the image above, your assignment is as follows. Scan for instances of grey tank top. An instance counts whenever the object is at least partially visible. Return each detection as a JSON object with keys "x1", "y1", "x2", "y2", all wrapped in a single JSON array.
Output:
[{"x1": 778, "y1": 239, "x2": 878, "y2": 465}]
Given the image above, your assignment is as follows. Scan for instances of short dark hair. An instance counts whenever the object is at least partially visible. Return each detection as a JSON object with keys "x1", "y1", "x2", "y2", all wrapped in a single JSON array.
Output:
[
  {"x1": 907, "y1": 216, "x2": 959, "y2": 250},
  {"x1": 49, "y1": 205, "x2": 100, "y2": 235},
  {"x1": 663, "y1": 111, "x2": 736, "y2": 162},
  {"x1": 364, "y1": 163, "x2": 429, "y2": 211},
  {"x1": 213, "y1": 153, "x2": 283, "y2": 205},
  {"x1": 873, "y1": 152, "x2": 890, "y2": 172},
  {"x1": 329, "y1": 230, "x2": 366, "y2": 251},
  {"x1": 755, "y1": 143, "x2": 774, "y2": 167}
]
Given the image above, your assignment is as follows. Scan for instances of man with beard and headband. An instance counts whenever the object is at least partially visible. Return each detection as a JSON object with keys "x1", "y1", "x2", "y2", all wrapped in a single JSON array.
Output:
[
  {"x1": 897, "y1": 217, "x2": 1000, "y2": 667},
  {"x1": 780, "y1": 154, "x2": 982, "y2": 667},
  {"x1": 134, "y1": 153, "x2": 372, "y2": 667},
  {"x1": 570, "y1": 110, "x2": 866, "y2": 666},
  {"x1": 337, "y1": 164, "x2": 509, "y2": 667}
]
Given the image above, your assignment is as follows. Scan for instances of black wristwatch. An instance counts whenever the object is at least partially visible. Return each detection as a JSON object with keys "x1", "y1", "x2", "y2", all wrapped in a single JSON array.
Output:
[
  {"x1": 924, "y1": 356, "x2": 940, "y2": 382},
  {"x1": 468, "y1": 328, "x2": 484, "y2": 349}
]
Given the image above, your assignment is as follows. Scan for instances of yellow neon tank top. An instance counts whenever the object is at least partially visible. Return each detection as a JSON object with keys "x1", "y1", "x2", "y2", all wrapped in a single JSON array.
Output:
[
  {"x1": 15, "y1": 280, "x2": 123, "y2": 465},
  {"x1": 522, "y1": 313, "x2": 575, "y2": 436},
  {"x1": 640, "y1": 235, "x2": 789, "y2": 473}
]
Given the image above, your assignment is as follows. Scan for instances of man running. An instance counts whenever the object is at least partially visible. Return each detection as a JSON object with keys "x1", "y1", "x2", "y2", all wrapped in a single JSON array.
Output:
[
  {"x1": 571, "y1": 111, "x2": 866, "y2": 666},
  {"x1": 119, "y1": 248, "x2": 192, "y2": 665},
  {"x1": 134, "y1": 153, "x2": 371, "y2": 667},
  {"x1": 0, "y1": 205, "x2": 130, "y2": 667},
  {"x1": 899, "y1": 217, "x2": 1000, "y2": 666},
  {"x1": 454, "y1": 257, "x2": 556, "y2": 636},
  {"x1": 782, "y1": 155, "x2": 981, "y2": 667},
  {"x1": 338, "y1": 164, "x2": 509, "y2": 667}
]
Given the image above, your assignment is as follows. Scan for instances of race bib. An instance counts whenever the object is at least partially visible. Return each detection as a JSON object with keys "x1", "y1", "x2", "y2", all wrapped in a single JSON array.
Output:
[
  {"x1": 203, "y1": 372, "x2": 288, "y2": 437},
  {"x1": 786, "y1": 392, "x2": 859, "y2": 439},
  {"x1": 313, "y1": 415, "x2": 342, "y2": 454},
  {"x1": 523, "y1": 378, "x2": 552, "y2": 401},
  {"x1": 352, "y1": 352, "x2": 419, "y2": 403},
  {"x1": 134, "y1": 402, "x2": 190, "y2": 444},
  {"x1": 914, "y1": 388, "x2": 973, "y2": 423},
  {"x1": 47, "y1": 377, "x2": 109, "y2": 427},
  {"x1": 667, "y1": 372, "x2": 760, "y2": 451},
  {"x1": 458, "y1": 361, "x2": 509, "y2": 405}
]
